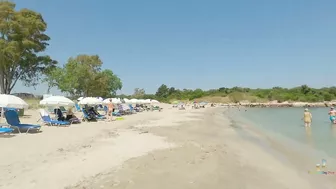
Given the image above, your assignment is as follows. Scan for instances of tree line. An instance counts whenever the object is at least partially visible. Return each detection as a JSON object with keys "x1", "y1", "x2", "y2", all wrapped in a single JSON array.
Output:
[
  {"x1": 0, "y1": 2, "x2": 122, "y2": 96},
  {"x1": 119, "y1": 84, "x2": 336, "y2": 103}
]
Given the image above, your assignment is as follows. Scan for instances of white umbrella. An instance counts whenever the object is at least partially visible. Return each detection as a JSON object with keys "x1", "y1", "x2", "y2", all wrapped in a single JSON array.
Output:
[
  {"x1": 40, "y1": 96, "x2": 75, "y2": 106},
  {"x1": 144, "y1": 99, "x2": 151, "y2": 104},
  {"x1": 130, "y1": 99, "x2": 138, "y2": 104},
  {"x1": 77, "y1": 97, "x2": 84, "y2": 101},
  {"x1": 151, "y1": 100, "x2": 160, "y2": 104},
  {"x1": 103, "y1": 98, "x2": 121, "y2": 104},
  {"x1": 78, "y1": 97, "x2": 102, "y2": 105},
  {"x1": 124, "y1": 98, "x2": 131, "y2": 104},
  {"x1": 0, "y1": 94, "x2": 28, "y2": 109},
  {"x1": 112, "y1": 98, "x2": 121, "y2": 104},
  {"x1": 103, "y1": 98, "x2": 111, "y2": 104}
]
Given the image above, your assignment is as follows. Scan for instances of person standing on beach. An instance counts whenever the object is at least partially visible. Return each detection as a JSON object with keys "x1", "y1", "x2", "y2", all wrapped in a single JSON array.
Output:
[
  {"x1": 303, "y1": 108, "x2": 312, "y2": 127},
  {"x1": 328, "y1": 107, "x2": 336, "y2": 124},
  {"x1": 107, "y1": 99, "x2": 114, "y2": 121}
]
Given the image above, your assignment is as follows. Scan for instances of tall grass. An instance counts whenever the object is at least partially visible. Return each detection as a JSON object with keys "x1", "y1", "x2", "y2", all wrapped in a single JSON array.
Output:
[{"x1": 24, "y1": 98, "x2": 41, "y2": 109}]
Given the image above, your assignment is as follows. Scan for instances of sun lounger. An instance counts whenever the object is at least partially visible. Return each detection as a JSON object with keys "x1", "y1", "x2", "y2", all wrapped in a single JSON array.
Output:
[
  {"x1": 75, "y1": 104, "x2": 82, "y2": 112},
  {"x1": 41, "y1": 115, "x2": 71, "y2": 126},
  {"x1": 0, "y1": 127, "x2": 14, "y2": 134},
  {"x1": 82, "y1": 108, "x2": 97, "y2": 122},
  {"x1": 92, "y1": 109, "x2": 106, "y2": 120},
  {"x1": 39, "y1": 109, "x2": 70, "y2": 126},
  {"x1": 4, "y1": 110, "x2": 41, "y2": 133},
  {"x1": 152, "y1": 105, "x2": 162, "y2": 111}
]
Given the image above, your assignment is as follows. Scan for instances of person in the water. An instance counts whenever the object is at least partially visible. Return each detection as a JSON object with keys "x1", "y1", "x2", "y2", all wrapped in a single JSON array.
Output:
[
  {"x1": 303, "y1": 108, "x2": 312, "y2": 127},
  {"x1": 328, "y1": 107, "x2": 336, "y2": 124}
]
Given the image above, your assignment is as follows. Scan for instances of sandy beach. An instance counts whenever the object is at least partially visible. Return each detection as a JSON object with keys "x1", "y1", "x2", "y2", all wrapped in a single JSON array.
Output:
[{"x1": 0, "y1": 105, "x2": 335, "y2": 189}]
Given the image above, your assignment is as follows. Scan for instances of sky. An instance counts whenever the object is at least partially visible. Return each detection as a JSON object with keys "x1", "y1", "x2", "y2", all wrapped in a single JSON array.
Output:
[{"x1": 11, "y1": 0, "x2": 336, "y2": 95}]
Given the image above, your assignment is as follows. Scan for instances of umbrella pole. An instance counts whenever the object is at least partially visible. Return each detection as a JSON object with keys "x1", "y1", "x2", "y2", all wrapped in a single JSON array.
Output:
[{"x1": 1, "y1": 107, "x2": 4, "y2": 124}]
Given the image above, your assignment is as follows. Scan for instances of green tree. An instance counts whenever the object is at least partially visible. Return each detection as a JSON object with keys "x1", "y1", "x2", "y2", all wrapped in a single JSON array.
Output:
[
  {"x1": 168, "y1": 87, "x2": 176, "y2": 95},
  {"x1": 155, "y1": 84, "x2": 169, "y2": 98},
  {"x1": 0, "y1": 1, "x2": 57, "y2": 94},
  {"x1": 190, "y1": 88, "x2": 204, "y2": 99},
  {"x1": 300, "y1": 85, "x2": 311, "y2": 95},
  {"x1": 122, "y1": 85, "x2": 336, "y2": 103},
  {"x1": 46, "y1": 55, "x2": 122, "y2": 97},
  {"x1": 133, "y1": 88, "x2": 146, "y2": 98}
]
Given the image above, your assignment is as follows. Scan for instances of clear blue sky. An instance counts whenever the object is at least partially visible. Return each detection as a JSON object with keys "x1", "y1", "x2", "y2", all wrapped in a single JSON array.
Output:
[{"x1": 12, "y1": 0, "x2": 336, "y2": 95}]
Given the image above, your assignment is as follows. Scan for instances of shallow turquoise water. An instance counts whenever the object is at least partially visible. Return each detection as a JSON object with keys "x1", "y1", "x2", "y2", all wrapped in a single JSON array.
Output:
[{"x1": 228, "y1": 107, "x2": 336, "y2": 159}]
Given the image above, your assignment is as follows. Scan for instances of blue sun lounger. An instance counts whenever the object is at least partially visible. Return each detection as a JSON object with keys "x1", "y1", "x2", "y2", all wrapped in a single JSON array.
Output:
[
  {"x1": 41, "y1": 115, "x2": 70, "y2": 126},
  {"x1": 0, "y1": 127, "x2": 14, "y2": 134},
  {"x1": 5, "y1": 110, "x2": 41, "y2": 133}
]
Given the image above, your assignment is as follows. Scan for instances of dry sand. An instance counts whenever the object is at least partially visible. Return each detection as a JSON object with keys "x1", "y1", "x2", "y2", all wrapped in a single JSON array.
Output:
[{"x1": 0, "y1": 104, "x2": 335, "y2": 189}]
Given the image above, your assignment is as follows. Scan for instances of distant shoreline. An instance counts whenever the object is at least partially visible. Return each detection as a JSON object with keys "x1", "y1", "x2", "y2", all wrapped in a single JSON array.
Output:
[{"x1": 217, "y1": 101, "x2": 335, "y2": 108}]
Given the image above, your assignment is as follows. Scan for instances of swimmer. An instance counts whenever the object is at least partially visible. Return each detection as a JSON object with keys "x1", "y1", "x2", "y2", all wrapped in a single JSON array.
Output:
[
  {"x1": 328, "y1": 107, "x2": 336, "y2": 124},
  {"x1": 303, "y1": 108, "x2": 312, "y2": 127}
]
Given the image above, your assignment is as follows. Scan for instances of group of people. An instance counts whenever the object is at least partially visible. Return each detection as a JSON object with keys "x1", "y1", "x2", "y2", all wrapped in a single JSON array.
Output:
[
  {"x1": 53, "y1": 99, "x2": 115, "y2": 123},
  {"x1": 54, "y1": 107, "x2": 81, "y2": 123},
  {"x1": 81, "y1": 99, "x2": 114, "y2": 122},
  {"x1": 302, "y1": 106, "x2": 336, "y2": 127}
]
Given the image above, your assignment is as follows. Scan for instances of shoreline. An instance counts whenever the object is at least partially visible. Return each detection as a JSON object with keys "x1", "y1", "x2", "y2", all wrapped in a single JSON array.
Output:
[{"x1": 220, "y1": 102, "x2": 334, "y2": 108}]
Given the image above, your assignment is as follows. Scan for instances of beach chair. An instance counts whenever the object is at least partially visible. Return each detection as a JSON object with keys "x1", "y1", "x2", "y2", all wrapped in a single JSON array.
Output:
[
  {"x1": 0, "y1": 127, "x2": 14, "y2": 134},
  {"x1": 113, "y1": 112, "x2": 121, "y2": 116},
  {"x1": 39, "y1": 109, "x2": 71, "y2": 126},
  {"x1": 152, "y1": 105, "x2": 162, "y2": 112},
  {"x1": 103, "y1": 106, "x2": 108, "y2": 115},
  {"x1": 4, "y1": 110, "x2": 41, "y2": 133},
  {"x1": 75, "y1": 104, "x2": 82, "y2": 112},
  {"x1": 41, "y1": 115, "x2": 71, "y2": 126},
  {"x1": 81, "y1": 108, "x2": 97, "y2": 122},
  {"x1": 128, "y1": 104, "x2": 136, "y2": 114},
  {"x1": 92, "y1": 109, "x2": 106, "y2": 120},
  {"x1": 117, "y1": 104, "x2": 127, "y2": 115},
  {"x1": 121, "y1": 104, "x2": 131, "y2": 114}
]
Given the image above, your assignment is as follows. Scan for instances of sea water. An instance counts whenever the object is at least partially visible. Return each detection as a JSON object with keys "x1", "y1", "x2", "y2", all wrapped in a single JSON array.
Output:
[{"x1": 227, "y1": 107, "x2": 336, "y2": 164}]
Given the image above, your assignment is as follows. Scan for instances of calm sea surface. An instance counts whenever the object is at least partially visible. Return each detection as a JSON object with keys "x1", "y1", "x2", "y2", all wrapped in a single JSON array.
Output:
[{"x1": 227, "y1": 107, "x2": 336, "y2": 159}]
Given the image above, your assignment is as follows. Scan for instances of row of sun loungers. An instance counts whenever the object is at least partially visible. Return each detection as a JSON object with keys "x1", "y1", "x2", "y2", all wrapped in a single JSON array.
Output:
[{"x1": 0, "y1": 103, "x2": 162, "y2": 135}]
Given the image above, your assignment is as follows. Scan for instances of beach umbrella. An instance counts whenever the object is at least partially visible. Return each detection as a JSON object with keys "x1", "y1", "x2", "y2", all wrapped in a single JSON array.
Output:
[
  {"x1": 144, "y1": 99, "x2": 151, "y2": 104},
  {"x1": 40, "y1": 96, "x2": 75, "y2": 106},
  {"x1": 151, "y1": 100, "x2": 160, "y2": 104},
  {"x1": 78, "y1": 97, "x2": 103, "y2": 105},
  {"x1": 112, "y1": 98, "x2": 122, "y2": 104},
  {"x1": 0, "y1": 94, "x2": 28, "y2": 119},
  {"x1": 77, "y1": 97, "x2": 84, "y2": 101},
  {"x1": 138, "y1": 99, "x2": 146, "y2": 104},
  {"x1": 0, "y1": 94, "x2": 28, "y2": 109},
  {"x1": 103, "y1": 98, "x2": 111, "y2": 104},
  {"x1": 103, "y1": 98, "x2": 121, "y2": 104},
  {"x1": 124, "y1": 98, "x2": 131, "y2": 104},
  {"x1": 130, "y1": 99, "x2": 138, "y2": 104}
]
